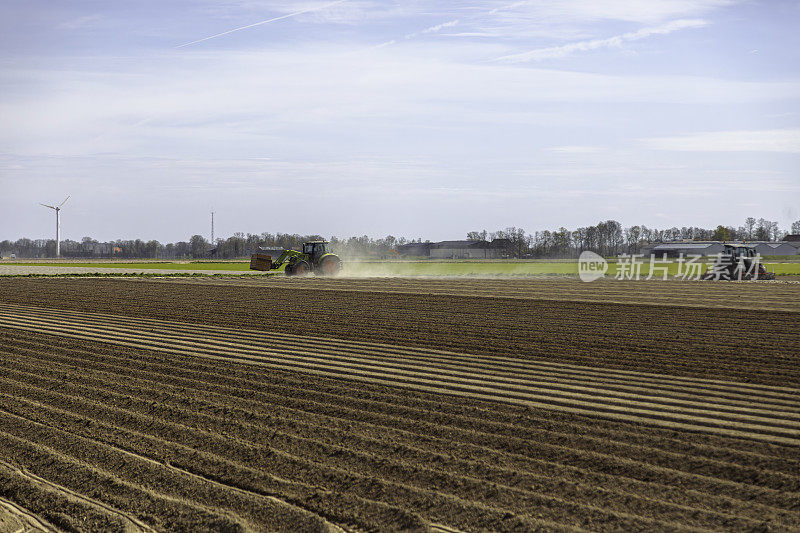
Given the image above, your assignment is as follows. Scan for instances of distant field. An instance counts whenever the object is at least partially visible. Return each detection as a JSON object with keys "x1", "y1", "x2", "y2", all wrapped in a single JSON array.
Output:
[
  {"x1": 5, "y1": 259, "x2": 800, "y2": 276},
  {"x1": 347, "y1": 260, "x2": 800, "y2": 277},
  {"x1": 8, "y1": 261, "x2": 256, "y2": 271}
]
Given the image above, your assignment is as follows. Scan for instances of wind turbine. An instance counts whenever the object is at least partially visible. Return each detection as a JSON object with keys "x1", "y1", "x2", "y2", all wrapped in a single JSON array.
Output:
[{"x1": 40, "y1": 196, "x2": 70, "y2": 257}]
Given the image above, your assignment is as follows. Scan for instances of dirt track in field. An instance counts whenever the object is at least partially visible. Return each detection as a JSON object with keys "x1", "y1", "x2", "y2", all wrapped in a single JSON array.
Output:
[
  {"x1": 0, "y1": 496, "x2": 54, "y2": 532},
  {"x1": 0, "y1": 277, "x2": 798, "y2": 531}
]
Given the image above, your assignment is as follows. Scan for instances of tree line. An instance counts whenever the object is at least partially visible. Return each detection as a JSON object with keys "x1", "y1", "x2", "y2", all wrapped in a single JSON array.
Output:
[
  {"x1": 0, "y1": 232, "x2": 410, "y2": 259},
  {"x1": 469, "y1": 217, "x2": 796, "y2": 259},
  {"x1": 2, "y1": 217, "x2": 797, "y2": 259}
]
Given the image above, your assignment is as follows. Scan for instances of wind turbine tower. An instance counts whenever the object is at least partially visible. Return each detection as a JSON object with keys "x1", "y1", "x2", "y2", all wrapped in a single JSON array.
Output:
[{"x1": 40, "y1": 196, "x2": 70, "y2": 257}]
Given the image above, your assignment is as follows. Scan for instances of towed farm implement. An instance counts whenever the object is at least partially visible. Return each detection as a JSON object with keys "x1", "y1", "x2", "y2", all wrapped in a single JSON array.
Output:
[{"x1": 250, "y1": 240, "x2": 342, "y2": 276}]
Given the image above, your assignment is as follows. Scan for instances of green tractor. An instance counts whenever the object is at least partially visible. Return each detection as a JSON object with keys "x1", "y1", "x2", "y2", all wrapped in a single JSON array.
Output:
[
  {"x1": 250, "y1": 241, "x2": 342, "y2": 276},
  {"x1": 701, "y1": 244, "x2": 775, "y2": 280}
]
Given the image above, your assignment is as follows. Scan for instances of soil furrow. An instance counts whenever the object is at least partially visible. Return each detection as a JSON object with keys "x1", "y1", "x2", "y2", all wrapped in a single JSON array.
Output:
[
  {"x1": 0, "y1": 429, "x2": 257, "y2": 532},
  {"x1": 5, "y1": 331, "x2": 796, "y2": 470},
  {"x1": 1, "y1": 277, "x2": 796, "y2": 531},
  {"x1": 0, "y1": 458, "x2": 155, "y2": 533},
  {"x1": 4, "y1": 302, "x2": 798, "y2": 412},
  {"x1": 2, "y1": 314, "x2": 797, "y2": 445},
  {"x1": 0, "y1": 382, "x2": 760, "y2": 532},
  {"x1": 3, "y1": 349, "x2": 798, "y2": 507},
  {"x1": 0, "y1": 405, "x2": 589, "y2": 532},
  {"x1": 1, "y1": 279, "x2": 797, "y2": 386},
  {"x1": 5, "y1": 309, "x2": 797, "y2": 429}
]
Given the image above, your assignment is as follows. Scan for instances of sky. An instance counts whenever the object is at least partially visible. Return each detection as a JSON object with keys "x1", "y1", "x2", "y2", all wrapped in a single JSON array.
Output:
[{"x1": 1, "y1": 0, "x2": 799, "y2": 242}]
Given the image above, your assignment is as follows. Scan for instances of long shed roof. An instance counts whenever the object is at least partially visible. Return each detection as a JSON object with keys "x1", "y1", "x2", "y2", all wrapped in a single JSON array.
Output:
[{"x1": 650, "y1": 243, "x2": 722, "y2": 250}]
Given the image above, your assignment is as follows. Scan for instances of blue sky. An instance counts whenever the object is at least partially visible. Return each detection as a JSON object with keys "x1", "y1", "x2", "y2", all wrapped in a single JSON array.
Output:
[{"x1": 1, "y1": 0, "x2": 798, "y2": 242}]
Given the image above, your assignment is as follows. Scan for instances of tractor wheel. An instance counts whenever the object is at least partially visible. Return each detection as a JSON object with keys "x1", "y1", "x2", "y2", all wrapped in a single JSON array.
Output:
[
  {"x1": 284, "y1": 263, "x2": 296, "y2": 276},
  {"x1": 318, "y1": 255, "x2": 341, "y2": 276},
  {"x1": 294, "y1": 260, "x2": 311, "y2": 276}
]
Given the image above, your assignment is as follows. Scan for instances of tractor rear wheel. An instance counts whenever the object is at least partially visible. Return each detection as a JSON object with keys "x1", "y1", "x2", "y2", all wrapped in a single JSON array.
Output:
[{"x1": 318, "y1": 255, "x2": 341, "y2": 276}]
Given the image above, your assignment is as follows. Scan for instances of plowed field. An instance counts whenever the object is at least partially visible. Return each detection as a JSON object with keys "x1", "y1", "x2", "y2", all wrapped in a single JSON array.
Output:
[{"x1": 0, "y1": 277, "x2": 797, "y2": 531}]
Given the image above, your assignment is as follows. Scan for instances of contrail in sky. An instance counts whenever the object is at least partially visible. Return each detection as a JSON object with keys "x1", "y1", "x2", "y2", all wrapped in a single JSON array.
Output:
[{"x1": 177, "y1": 0, "x2": 347, "y2": 48}]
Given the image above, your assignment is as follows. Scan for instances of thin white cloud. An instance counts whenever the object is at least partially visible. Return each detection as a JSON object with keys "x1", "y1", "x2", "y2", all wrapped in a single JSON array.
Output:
[
  {"x1": 421, "y1": 19, "x2": 459, "y2": 34},
  {"x1": 59, "y1": 14, "x2": 104, "y2": 30},
  {"x1": 546, "y1": 145, "x2": 606, "y2": 153},
  {"x1": 400, "y1": 19, "x2": 459, "y2": 41},
  {"x1": 489, "y1": 0, "x2": 735, "y2": 24},
  {"x1": 495, "y1": 18, "x2": 708, "y2": 62},
  {"x1": 488, "y1": 1, "x2": 530, "y2": 15},
  {"x1": 641, "y1": 129, "x2": 800, "y2": 153},
  {"x1": 177, "y1": 0, "x2": 347, "y2": 48},
  {"x1": 443, "y1": 32, "x2": 499, "y2": 37}
]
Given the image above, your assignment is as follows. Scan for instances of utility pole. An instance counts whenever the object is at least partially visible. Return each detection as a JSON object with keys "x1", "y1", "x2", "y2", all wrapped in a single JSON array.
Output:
[{"x1": 211, "y1": 211, "x2": 215, "y2": 245}]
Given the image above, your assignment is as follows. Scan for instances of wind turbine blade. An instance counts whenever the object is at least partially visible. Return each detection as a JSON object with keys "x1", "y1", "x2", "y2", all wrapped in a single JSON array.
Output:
[
  {"x1": 40, "y1": 203, "x2": 56, "y2": 209},
  {"x1": 58, "y1": 195, "x2": 70, "y2": 207}
]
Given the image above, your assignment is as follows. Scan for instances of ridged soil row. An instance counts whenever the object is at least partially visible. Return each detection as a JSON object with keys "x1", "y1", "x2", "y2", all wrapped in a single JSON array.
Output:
[
  {"x1": 5, "y1": 301, "x2": 799, "y2": 410},
  {"x1": 2, "y1": 365, "x2": 794, "y2": 519},
  {"x1": 0, "y1": 496, "x2": 55, "y2": 533},
  {"x1": 1, "y1": 305, "x2": 797, "y2": 445},
  {"x1": 5, "y1": 302, "x2": 798, "y2": 412},
  {"x1": 3, "y1": 332, "x2": 796, "y2": 528},
  {"x1": 0, "y1": 462, "x2": 129, "y2": 532},
  {"x1": 1, "y1": 362, "x2": 795, "y2": 516},
  {"x1": 4, "y1": 331, "x2": 799, "y2": 475},
  {"x1": 6, "y1": 331, "x2": 799, "y2": 475},
  {"x1": 0, "y1": 279, "x2": 797, "y2": 385},
  {"x1": 0, "y1": 365, "x2": 783, "y2": 533},
  {"x1": 140, "y1": 277, "x2": 800, "y2": 312},
  {"x1": 0, "y1": 390, "x2": 587, "y2": 532},
  {"x1": 0, "y1": 456, "x2": 155, "y2": 533}
]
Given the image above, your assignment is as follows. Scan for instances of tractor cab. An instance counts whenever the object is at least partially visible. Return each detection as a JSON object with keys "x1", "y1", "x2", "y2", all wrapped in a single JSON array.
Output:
[
  {"x1": 302, "y1": 241, "x2": 328, "y2": 261},
  {"x1": 723, "y1": 244, "x2": 755, "y2": 258},
  {"x1": 702, "y1": 243, "x2": 774, "y2": 280}
]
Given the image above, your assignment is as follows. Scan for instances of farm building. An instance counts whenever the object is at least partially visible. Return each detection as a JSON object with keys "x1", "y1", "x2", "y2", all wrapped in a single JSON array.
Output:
[
  {"x1": 753, "y1": 242, "x2": 798, "y2": 256},
  {"x1": 643, "y1": 242, "x2": 725, "y2": 257},
  {"x1": 643, "y1": 241, "x2": 798, "y2": 257},
  {"x1": 782, "y1": 235, "x2": 800, "y2": 251},
  {"x1": 395, "y1": 242, "x2": 433, "y2": 257},
  {"x1": 431, "y1": 241, "x2": 499, "y2": 259},
  {"x1": 398, "y1": 239, "x2": 512, "y2": 258},
  {"x1": 429, "y1": 239, "x2": 515, "y2": 259}
]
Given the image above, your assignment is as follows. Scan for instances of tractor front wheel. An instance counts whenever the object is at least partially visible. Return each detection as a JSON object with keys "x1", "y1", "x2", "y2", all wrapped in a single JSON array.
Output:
[
  {"x1": 284, "y1": 263, "x2": 296, "y2": 276},
  {"x1": 294, "y1": 260, "x2": 311, "y2": 276}
]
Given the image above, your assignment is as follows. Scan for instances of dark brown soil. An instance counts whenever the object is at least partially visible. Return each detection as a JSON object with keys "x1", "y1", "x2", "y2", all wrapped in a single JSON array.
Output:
[
  {"x1": 0, "y1": 277, "x2": 797, "y2": 531},
  {"x1": 0, "y1": 278, "x2": 797, "y2": 385}
]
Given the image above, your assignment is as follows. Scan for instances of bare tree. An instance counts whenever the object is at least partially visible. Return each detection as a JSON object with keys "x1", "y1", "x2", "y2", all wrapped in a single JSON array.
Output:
[
  {"x1": 745, "y1": 217, "x2": 756, "y2": 239},
  {"x1": 625, "y1": 225, "x2": 641, "y2": 253},
  {"x1": 755, "y1": 219, "x2": 770, "y2": 241},
  {"x1": 770, "y1": 221, "x2": 782, "y2": 241}
]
